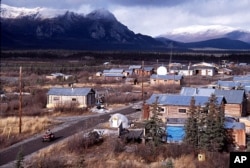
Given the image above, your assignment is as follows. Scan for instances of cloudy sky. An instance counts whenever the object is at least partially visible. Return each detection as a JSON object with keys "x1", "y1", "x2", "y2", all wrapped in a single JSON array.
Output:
[{"x1": 2, "y1": 0, "x2": 250, "y2": 37}]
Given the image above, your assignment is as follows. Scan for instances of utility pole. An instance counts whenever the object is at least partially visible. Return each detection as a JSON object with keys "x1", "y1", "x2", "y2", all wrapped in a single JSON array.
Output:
[
  {"x1": 19, "y1": 66, "x2": 22, "y2": 134},
  {"x1": 141, "y1": 60, "x2": 144, "y2": 102}
]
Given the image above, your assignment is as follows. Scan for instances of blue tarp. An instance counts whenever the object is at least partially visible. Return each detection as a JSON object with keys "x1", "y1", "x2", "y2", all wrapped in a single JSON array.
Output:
[{"x1": 166, "y1": 126, "x2": 185, "y2": 143}]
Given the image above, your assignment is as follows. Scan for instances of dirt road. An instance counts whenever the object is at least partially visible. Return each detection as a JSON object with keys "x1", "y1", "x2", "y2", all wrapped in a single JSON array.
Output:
[{"x1": 0, "y1": 106, "x2": 137, "y2": 166}]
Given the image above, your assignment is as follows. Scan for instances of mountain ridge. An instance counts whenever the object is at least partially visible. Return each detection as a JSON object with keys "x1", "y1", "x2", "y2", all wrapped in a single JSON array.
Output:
[{"x1": 1, "y1": 4, "x2": 250, "y2": 51}]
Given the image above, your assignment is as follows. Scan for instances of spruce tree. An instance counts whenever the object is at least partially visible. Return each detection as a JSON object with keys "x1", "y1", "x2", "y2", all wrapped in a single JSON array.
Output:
[
  {"x1": 144, "y1": 96, "x2": 165, "y2": 147},
  {"x1": 184, "y1": 97, "x2": 199, "y2": 149},
  {"x1": 201, "y1": 94, "x2": 226, "y2": 152}
]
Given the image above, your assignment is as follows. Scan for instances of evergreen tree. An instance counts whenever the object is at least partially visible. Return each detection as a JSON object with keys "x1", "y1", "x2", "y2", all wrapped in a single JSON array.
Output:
[
  {"x1": 185, "y1": 94, "x2": 227, "y2": 152},
  {"x1": 144, "y1": 96, "x2": 165, "y2": 147},
  {"x1": 184, "y1": 97, "x2": 199, "y2": 148},
  {"x1": 200, "y1": 94, "x2": 226, "y2": 152}
]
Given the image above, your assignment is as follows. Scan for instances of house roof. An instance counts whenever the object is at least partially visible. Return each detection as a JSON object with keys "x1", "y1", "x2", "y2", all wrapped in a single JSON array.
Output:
[
  {"x1": 150, "y1": 74, "x2": 183, "y2": 80},
  {"x1": 224, "y1": 121, "x2": 245, "y2": 130},
  {"x1": 103, "y1": 73, "x2": 125, "y2": 77},
  {"x1": 180, "y1": 87, "x2": 215, "y2": 96},
  {"x1": 192, "y1": 62, "x2": 217, "y2": 67},
  {"x1": 129, "y1": 65, "x2": 141, "y2": 69},
  {"x1": 214, "y1": 89, "x2": 244, "y2": 104},
  {"x1": 233, "y1": 75, "x2": 250, "y2": 82},
  {"x1": 144, "y1": 67, "x2": 154, "y2": 71},
  {"x1": 109, "y1": 68, "x2": 124, "y2": 73},
  {"x1": 47, "y1": 87, "x2": 94, "y2": 96},
  {"x1": 180, "y1": 87, "x2": 245, "y2": 104},
  {"x1": 146, "y1": 94, "x2": 224, "y2": 106},
  {"x1": 217, "y1": 80, "x2": 241, "y2": 88}
]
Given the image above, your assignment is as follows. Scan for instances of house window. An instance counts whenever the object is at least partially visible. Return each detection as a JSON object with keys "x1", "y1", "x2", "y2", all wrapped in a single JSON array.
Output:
[
  {"x1": 53, "y1": 97, "x2": 60, "y2": 101},
  {"x1": 72, "y1": 98, "x2": 77, "y2": 101},
  {"x1": 158, "y1": 107, "x2": 165, "y2": 113},
  {"x1": 178, "y1": 108, "x2": 186, "y2": 113}
]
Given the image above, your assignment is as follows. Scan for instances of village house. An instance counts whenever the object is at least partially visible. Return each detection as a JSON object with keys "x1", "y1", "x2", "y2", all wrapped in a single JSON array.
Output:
[
  {"x1": 103, "y1": 73, "x2": 125, "y2": 81},
  {"x1": 46, "y1": 73, "x2": 73, "y2": 80},
  {"x1": 46, "y1": 87, "x2": 96, "y2": 109},
  {"x1": 150, "y1": 74, "x2": 183, "y2": 86},
  {"x1": 178, "y1": 65, "x2": 194, "y2": 76},
  {"x1": 145, "y1": 93, "x2": 225, "y2": 122},
  {"x1": 102, "y1": 68, "x2": 126, "y2": 81},
  {"x1": 143, "y1": 67, "x2": 155, "y2": 76},
  {"x1": 216, "y1": 80, "x2": 242, "y2": 90},
  {"x1": 129, "y1": 65, "x2": 141, "y2": 75},
  {"x1": 180, "y1": 87, "x2": 247, "y2": 117},
  {"x1": 192, "y1": 62, "x2": 218, "y2": 76},
  {"x1": 145, "y1": 93, "x2": 246, "y2": 146}
]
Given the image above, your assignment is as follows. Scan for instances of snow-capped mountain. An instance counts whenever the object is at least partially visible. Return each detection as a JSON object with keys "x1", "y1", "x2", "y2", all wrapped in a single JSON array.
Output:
[
  {"x1": 1, "y1": 4, "x2": 164, "y2": 51},
  {"x1": 1, "y1": 4, "x2": 250, "y2": 50},
  {"x1": 0, "y1": 4, "x2": 68, "y2": 19},
  {"x1": 159, "y1": 25, "x2": 250, "y2": 43}
]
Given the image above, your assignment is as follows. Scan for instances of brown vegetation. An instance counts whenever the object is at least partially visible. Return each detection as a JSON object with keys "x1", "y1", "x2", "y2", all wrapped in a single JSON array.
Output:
[
  {"x1": 24, "y1": 133, "x2": 229, "y2": 168},
  {"x1": 0, "y1": 116, "x2": 57, "y2": 149}
]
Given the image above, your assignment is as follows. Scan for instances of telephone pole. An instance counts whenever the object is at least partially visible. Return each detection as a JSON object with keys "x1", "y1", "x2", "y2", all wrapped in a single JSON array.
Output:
[
  {"x1": 19, "y1": 66, "x2": 22, "y2": 134},
  {"x1": 141, "y1": 60, "x2": 144, "y2": 101}
]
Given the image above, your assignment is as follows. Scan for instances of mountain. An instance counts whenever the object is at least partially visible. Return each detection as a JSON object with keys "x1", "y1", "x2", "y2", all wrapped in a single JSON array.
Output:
[
  {"x1": 159, "y1": 25, "x2": 250, "y2": 44},
  {"x1": 182, "y1": 38, "x2": 250, "y2": 50},
  {"x1": 2, "y1": 5, "x2": 250, "y2": 51},
  {"x1": 1, "y1": 4, "x2": 165, "y2": 51}
]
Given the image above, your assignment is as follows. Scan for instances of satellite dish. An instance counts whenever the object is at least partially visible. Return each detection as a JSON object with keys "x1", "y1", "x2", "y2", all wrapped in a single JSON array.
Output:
[{"x1": 157, "y1": 66, "x2": 167, "y2": 75}]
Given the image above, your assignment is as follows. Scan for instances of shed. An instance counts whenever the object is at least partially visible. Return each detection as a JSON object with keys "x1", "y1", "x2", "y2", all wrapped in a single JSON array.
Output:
[{"x1": 224, "y1": 121, "x2": 246, "y2": 147}]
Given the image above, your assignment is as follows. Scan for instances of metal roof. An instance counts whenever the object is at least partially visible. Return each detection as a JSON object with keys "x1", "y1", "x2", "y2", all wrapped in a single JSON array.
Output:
[
  {"x1": 150, "y1": 74, "x2": 183, "y2": 80},
  {"x1": 214, "y1": 89, "x2": 244, "y2": 104},
  {"x1": 47, "y1": 87, "x2": 94, "y2": 96},
  {"x1": 144, "y1": 67, "x2": 154, "y2": 71},
  {"x1": 180, "y1": 87, "x2": 245, "y2": 104},
  {"x1": 180, "y1": 87, "x2": 215, "y2": 96},
  {"x1": 217, "y1": 80, "x2": 241, "y2": 88},
  {"x1": 146, "y1": 94, "x2": 224, "y2": 106},
  {"x1": 109, "y1": 68, "x2": 124, "y2": 73},
  {"x1": 233, "y1": 75, "x2": 250, "y2": 82},
  {"x1": 224, "y1": 121, "x2": 245, "y2": 130},
  {"x1": 129, "y1": 65, "x2": 141, "y2": 69},
  {"x1": 103, "y1": 73, "x2": 125, "y2": 77}
]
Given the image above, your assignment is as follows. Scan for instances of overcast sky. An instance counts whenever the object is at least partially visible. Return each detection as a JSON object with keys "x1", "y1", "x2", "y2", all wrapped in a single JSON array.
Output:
[{"x1": 2, "y1": 0, "x2": 250, "y2": 36}]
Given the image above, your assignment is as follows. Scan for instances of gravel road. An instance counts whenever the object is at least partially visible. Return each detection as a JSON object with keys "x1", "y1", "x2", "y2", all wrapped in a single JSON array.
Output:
[{"x1": 0, "y1": 106, "x2": 137, "y2": 167}]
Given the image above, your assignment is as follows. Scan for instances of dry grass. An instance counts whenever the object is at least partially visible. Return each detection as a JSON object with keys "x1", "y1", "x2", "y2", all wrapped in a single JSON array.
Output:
[
  {"x1": 0, "y1": 116, "x2": 57, "y2": 149},
  {"x1": 23, "y1": 133, "x2": 230, "y2": 168},
  {"x1": 0, "y1": 116, "x2": 53, "y2": 135}
]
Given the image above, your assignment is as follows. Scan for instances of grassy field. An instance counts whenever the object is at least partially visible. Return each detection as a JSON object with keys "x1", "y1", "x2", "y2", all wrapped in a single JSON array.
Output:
[{"x1": 0, "y1": 116, "x2": 57, "y2": 149}]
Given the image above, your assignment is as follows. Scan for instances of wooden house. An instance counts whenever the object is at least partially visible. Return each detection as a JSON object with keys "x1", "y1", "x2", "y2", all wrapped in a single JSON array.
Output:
[
  {"x1": 103, "y1": 73, "x2": 125, "y2": 81},
  {"x1": 47, "y1": 87, "x2": 96, "y2": 109},
  {"x1": 180, "y1": 87, "x2": 247, "y2": 117},
  {"x1": 150, "y1": 74, "x2": 183, "y2": 86},
  {"x1": 129, "y1": 65, "x2": 141, "y2": 75},
  {"x1": 143, "y1": 67, "x2": 155, "y2": 76},
  {"x1": 145, "y1": 93, "x2": 225, "y2": 122}
]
